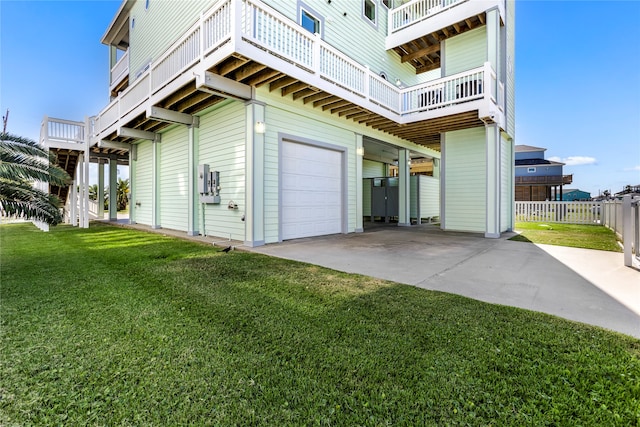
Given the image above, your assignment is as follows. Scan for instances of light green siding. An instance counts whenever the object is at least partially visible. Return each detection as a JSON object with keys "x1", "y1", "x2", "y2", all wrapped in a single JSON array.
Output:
[
  {"x1": 265, "y1": 0, "x2": 430, "y2": 86},
  {"x1": 443, "y1": 26, "x2": 487, "y2": 76},
  {"x1": 443, "y1": 127, "x2": 486, "y2": 232},
  {"x1": 363, "y1": 178, "x2": 372, "y2": 217},
  {"x1": 363, "y1": 159, "x2": 385, "y2": 178},
  {"x1": 362, "y1": 160, "x2": 384, "y2": 217},
  {"x1": 500, "y1": 134, "x2": 512, "y2": 231},
  {"x1": 159, "y1": 125, "x2": 189, "y2": 231},
  {"x1": 410, "y1": 175, "x2": 439, "y2": 219},
  {"x1": 506, "y1": 0, "x2": 516, "y2": 137},
  {"x1": 260, "y1": 95, "x2": 358, "y2": 244},
  {"x1": 133, "y1": 140, "x2": 153, "y2": 225},
  {"x1": 128, "y1": 0, "x2": 208, "y2": 79},
  {"x1": 198, "y1": 100, "x2": 246, "y2": 241}
]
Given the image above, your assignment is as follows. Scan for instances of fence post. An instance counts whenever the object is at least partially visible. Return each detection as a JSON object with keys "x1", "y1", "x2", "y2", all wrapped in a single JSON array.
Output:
[{"x1": 623, "y1": 195, "x2": 632, "y2": 267}]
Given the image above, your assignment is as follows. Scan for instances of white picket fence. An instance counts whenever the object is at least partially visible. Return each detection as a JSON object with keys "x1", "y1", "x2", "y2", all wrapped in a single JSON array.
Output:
[
  {"x1": 516, "y1": 198, "x2": 640, "y2": 267},
  {"x1": 515, "y1": 201, "x2": 602, "y2": 225}
]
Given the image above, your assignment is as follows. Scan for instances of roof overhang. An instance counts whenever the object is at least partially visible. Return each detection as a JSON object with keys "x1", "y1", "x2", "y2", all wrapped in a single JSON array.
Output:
[{"x1": 101, "y1": 0, "x2": 134, "y2": 49}]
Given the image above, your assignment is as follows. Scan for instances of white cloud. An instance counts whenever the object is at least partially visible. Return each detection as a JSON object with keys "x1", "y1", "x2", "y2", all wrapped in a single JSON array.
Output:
[
  {"x1": 547, "y1": 156, "x2": 597, "y2": 166},
  {"x1": 624, "y1": 165, "x2": 640, "y2": 172}
]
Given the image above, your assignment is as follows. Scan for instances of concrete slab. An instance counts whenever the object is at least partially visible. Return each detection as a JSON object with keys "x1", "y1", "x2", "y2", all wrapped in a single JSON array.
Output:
[{"x1": 250, "y1": 224, "x2": 640, "y2": 339}]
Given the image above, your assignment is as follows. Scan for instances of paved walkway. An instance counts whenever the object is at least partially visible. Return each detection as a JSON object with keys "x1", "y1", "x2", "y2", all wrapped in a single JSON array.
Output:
[{"x1": 250, "y1": 224, "x2": 640, "y2": 339}]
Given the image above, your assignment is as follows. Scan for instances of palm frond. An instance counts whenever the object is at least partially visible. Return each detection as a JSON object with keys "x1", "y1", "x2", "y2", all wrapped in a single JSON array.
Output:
[{"x1": 0, "y1": 180, "x2": 64, "y2": 225}]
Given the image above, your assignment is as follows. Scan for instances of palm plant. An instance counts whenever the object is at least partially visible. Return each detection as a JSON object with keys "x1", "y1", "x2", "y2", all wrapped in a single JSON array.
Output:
[
  {"x1": 116, "y1": 178, "x2": 129, "y2": 211},
  {"x1": 0, "y1": 132, "x2": 71, "y2": 225}
]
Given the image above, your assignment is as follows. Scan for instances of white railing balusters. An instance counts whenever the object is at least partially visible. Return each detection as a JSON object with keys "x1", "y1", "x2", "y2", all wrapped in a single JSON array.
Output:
[
  {"x1": 93, "y1": 0, "x2": 503, "y2": 141},
  {"x1": 110, "y1": 50, "x2": 129, "y2": 89},
  {"x1": 389, "y1": 0, "x2": 467, "y2": 35}
]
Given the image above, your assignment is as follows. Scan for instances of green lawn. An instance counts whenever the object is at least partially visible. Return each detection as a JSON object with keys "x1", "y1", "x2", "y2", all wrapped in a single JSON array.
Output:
[
  {"x1": 510, "y1": 222, "x2": 622, "y2": 252},
  {"x1": 1, "y1": 223, "x2": 638, "y2": 425}
]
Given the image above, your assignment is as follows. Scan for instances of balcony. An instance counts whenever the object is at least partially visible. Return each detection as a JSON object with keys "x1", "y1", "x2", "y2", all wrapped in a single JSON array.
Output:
[
  {"x1": 386, "y1": 0, "x2": 505, "y2": 73},
  {"x1": 110, "y1": 50, "x2": 129, "y2": 97},
  {"x1": 515, "y1": 175, "x2": 574, "y2": 186},
  {"x1": 93, "y1": 0, "x2": 504, "y2": 152}
]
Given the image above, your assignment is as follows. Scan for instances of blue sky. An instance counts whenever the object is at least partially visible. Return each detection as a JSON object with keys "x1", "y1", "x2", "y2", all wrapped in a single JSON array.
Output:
[{"x1": 1, "y1": 0, "x2": 639, "y2": 196}]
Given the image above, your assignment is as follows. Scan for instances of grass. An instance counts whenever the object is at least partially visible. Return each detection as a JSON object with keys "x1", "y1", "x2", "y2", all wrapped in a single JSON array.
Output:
[
  {"x1": 1, "y1": 222, "x2": 639, "y2": 426},
  {"x1": 510, "y1": 222, "x2": 622, "y2": 252}
]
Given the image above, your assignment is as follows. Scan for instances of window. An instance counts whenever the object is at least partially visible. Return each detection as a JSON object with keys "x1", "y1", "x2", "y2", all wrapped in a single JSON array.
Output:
[
  {"x1": 382, "y1": 0, "x2": 392, "y2": 8},
  {"x1": 145, "y1": 0, "x2": 150, "y2": 10},
  {"x1": 364, "y1": 0, "x2": 376, "y2": 23},
  {"x1": 301, "y1": 10, "x2": 320, "y2": 34},
  {"x1": 527, "y1": 167, "x2": 536, "y2": 173}
]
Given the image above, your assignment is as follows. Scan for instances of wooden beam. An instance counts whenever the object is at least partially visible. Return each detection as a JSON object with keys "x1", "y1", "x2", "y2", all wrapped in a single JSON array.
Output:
[
  {"x1": 269, "y1": 76, "x2": 296, "y2": 92},
  {"x1": 282, "y1": 82, "x2": 309, "y2": 97},
  {"x1": 302, "y1": 92, "x2": 332, "y2": 104},
  {"x1": 292, "y1": 87, "x2": 319, "y2": 101},
  {"x1": 322, "y1": 99, "x2": 350, "y2": 111},
  {"x1": 245, "y1": 69, "x2": 281, "y2": 87},
  {"x1": 401, "y1": 43, "x2": 441, "y2": 63},
  {"x1": 338, "y1": 106, "x2": 363, "y2": 117},
  {"x1": 215, "y1": 57, "x2": 248, "y2": 76},
  {"x1": 313, "y1": 96, "x2": 340, "y2": 108},
  {"x1": 234, "y1": 63, "x2": 267, "y2": 81}
]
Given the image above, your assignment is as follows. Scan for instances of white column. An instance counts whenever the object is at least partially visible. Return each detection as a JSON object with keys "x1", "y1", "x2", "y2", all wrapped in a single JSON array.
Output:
[
  {"x1": 187, "y1": 125, "x2": 200, "y2": 236},
  {"x1": 70, "y1": 171, "x2": 78, "y2": 227},
  {"x1": 98, "y1": 162, "x2": 105, "y2": 219},
  {"x1": 244, "y1": 100, "x2": 265, "y2": 247},
  {"x1": 109, "y1": 157, "x2": 118, "y2": 221},
  {"x1": 129, "y1": 146, "x2": 136, "y2": 224},
  {"x1": 152, "y1": 140, "x2": 160, "y2": 228},
  {"x1": 82, "y1": 116, "x2": 90, "y2": 228},
  {"x1": 485, "y1": 124, "x2": 501, "y2": 238},
  {"x1": 355, "y1": 134, "x2": 364, "y2": 232},
  {"x1": 77, "y1": 154, "x2": 85, "y2": 228},
  {"x1": 398, "y1": 149, "x2": 411, "y2": 226},
  {"x1": 487, "y1": 8, "x2": 500, "y2": 100}
]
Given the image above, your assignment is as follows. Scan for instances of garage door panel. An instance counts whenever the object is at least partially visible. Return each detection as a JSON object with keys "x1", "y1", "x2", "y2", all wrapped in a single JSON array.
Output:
[{"x1": 281, "y1": 141, "x2": 343, "y2": 240}]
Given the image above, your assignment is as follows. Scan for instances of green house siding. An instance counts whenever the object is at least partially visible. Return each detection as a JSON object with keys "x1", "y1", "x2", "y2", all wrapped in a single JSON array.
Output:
[
  {"x1": 443, "y1": 127, "x2": 486, "y2": 232},
  {"x1": 500, "y1": 134, "x2": 512, "y2": 231},
  {"x1": 198, "y1": 101, "x2": 247, "y2": 242},
  {"x1": 159, "y1": 125, "x2": 189, "y2": 232},
  {"x1": 362, "y1": 159, "x2": 386, "y2": 178},
  {"x1": 133, "y1": 140, "x2": 153, "y2": 225},
  {"x1": 506, "y1": 0, "x2": 516, "y2": 137},
  {"x1": 266, "y1": 0, "x2": 427, "y2": 86},
  {"x1": 443, "y1": 26, "x2": 487, "y2": 76},
  {"x1": 128, "y1": 0, "x2": 208, "y2": 80},
  {"x1": 262, "y1": 99, "x2": 358, "y2": 244}
]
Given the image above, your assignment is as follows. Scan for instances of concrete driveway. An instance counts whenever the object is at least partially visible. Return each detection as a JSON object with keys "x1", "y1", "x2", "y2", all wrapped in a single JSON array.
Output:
[{"x1": 249, "y1": 224, "x2": 640, "y2": 339}]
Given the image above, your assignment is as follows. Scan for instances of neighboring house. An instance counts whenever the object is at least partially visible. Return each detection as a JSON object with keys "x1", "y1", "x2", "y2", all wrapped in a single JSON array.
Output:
[
  {"x1": 615, "y1": 185, "x2": 640, "y2": 198},
  {"x1": 41, "y1": 0, "x2": 515, "y2": 244},
  {"x1": 551, "y1": 188, "x2": 591, "y2": 201},
  {"x1": 515, "y1": 145, "x2": 572, "y2": 201}
]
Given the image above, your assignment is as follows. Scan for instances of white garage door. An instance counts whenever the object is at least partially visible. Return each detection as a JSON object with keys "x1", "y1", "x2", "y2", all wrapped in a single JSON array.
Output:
[{"x1": 281, "y1": 141, "x2": 343, "y2": 240}]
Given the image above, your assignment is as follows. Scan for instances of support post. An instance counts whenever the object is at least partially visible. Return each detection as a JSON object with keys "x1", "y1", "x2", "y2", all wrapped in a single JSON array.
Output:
[
  {"x1": 78, "y1": 154, "x2": 86, "y2": 228},
  {"x1": 187, "y1": 124, "x2": 200, "y2": 236},
  {"x1": 98, "y1": 162, "x2": 105, "y2": 219},
  {"x1": 398, "y1": 149, "x2": 411, "y2": 226},
  {"x1": 485, "y1": 123, "x2": 501, "y2": 238},
  {"x1": 109, "y1": 157, "x2": 118, "y2": 221},
  {"x1": 623, "y1": 195, "x2": 633, "y2": 267},
  {"x1": 129, "y1": 147, "x2": 137, "y2": 224},
  {"x1": 355, "y1": 134, "x2": 364, "y2": 232},
  {"x1": 151, "y1": 140, "x2": 160, "y2": 228},
  {"x1": 244, "y1": 100, "x2": 266, "y2": 247},
  {"x1": 82, "y1": 116, "x2": 90, "y2": 228},
  {"x1": 70, "y1": 173, "x2": 77, "y2": 227}
]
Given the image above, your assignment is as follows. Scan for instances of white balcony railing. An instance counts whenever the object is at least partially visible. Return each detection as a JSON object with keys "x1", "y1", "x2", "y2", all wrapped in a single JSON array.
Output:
[
  {"x1": 41, "y1": 117, "x2": 85, "y2": 145},
  {"x1": 389, "y1": 0, "x2": 467, "y2": 35},
  {"x1": 110, "y1": 50, "x2": 129, "y2": 90},
  {"x1": 94, "y1": 0, "x2": 503, "y2": 140}
]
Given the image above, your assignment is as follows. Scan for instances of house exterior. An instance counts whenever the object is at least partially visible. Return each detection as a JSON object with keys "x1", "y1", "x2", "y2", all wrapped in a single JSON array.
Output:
[
  {"x1": 551, "y1": 188, "x2": 591, "y2": 201},
  {"x1": 41, "y1": 0, "x2": 515, "y2": 243},
  {"x1": 515, "y1": 145, "x2": 572, "y2": 201}
]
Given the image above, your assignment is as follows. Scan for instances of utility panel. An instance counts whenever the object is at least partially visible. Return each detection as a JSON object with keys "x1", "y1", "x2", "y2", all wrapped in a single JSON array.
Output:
[{"x1": 198, "y1": 164, "x2": 220, "y2": 204}]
